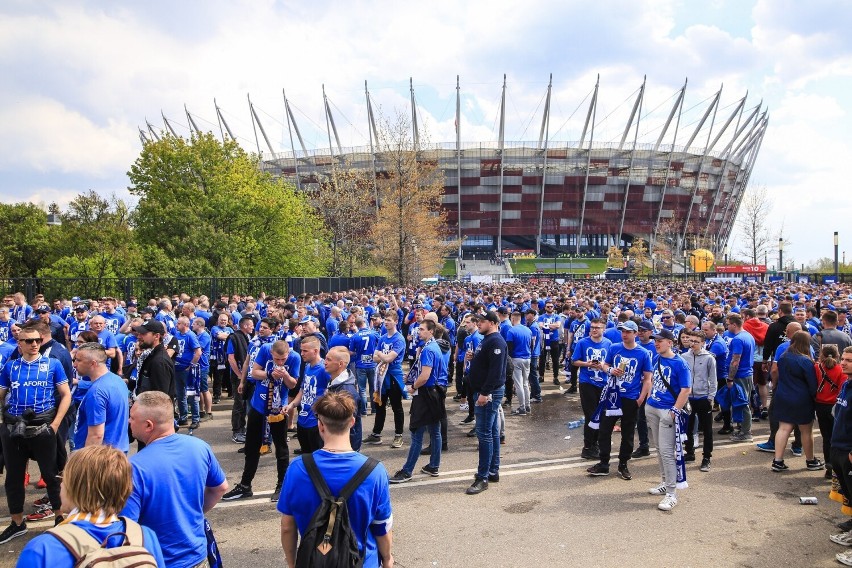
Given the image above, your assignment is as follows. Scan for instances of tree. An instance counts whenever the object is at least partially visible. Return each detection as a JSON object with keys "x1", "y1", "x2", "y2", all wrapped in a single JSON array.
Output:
[
  {"x1": 627, "y1": 238, "x2": 649, "y2": 274},
  {"x1": 371, "y1": 113, "x2": 453, "y2": 284},
  {"x1": 606, "y1": 246, "x2": 624, "y2": 269},
  {"x1": 0, "y1": 202, "x2": 52, "y2": 278},
  {"x1": 652, "y1": 218, "x2": 681, "y2": 272},
  {"x1": 128, "y1": 132, "x2": 328, "y2": 277},
  {"x1": 735, "y1": 185, "x2": 773, "y2": 265},
  {"x1": 38, "y1": 191, "x2": 142, "y2": 282},
  {"x1": 309, "y1": 164, "x2": 377, "y2": 277}
]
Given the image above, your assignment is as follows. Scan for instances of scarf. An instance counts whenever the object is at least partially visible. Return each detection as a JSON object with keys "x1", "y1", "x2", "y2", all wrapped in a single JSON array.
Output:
[
  {"x1": 588, "y1": 375, "x2": 622, "y2": 430},
  {"x1": 61, "y1": 509, "x2": 120, "y2": 526},
  {"x1": 673, "y1": 408, "x2": 688, "y2": 489},
  {"x1": 133, "y1": 347, "x2": 154, "y2": 397}
]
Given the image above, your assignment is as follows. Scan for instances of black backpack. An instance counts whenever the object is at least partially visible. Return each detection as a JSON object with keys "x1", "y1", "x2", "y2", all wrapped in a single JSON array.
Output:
[{"x1": 295, "y1": 453, "x2": 380, "y2": 568}]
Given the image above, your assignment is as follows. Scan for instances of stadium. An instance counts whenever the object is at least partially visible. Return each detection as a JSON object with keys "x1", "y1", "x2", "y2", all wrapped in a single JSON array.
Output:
[{"x1": 143, "y1": 76, "x2": 767, "y2": 260}]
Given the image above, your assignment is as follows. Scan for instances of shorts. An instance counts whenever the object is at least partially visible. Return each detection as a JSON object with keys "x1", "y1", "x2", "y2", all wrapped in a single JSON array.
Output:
[
  {"x1": 752, "y1": 362, "x2": 767, "y2": 386},
  {"x1": 199, "y1": 367, "x2": 210, "y2": 392}
]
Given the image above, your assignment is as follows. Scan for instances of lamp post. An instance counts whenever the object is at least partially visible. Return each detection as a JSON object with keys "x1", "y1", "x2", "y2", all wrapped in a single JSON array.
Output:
[
  {"x1": 724, "y1": 246, "x2": 729, "y2": 267},
  {"x1": 835, "y1": 232, "x2": 840, "y2": 280},
  {"x1": 778, "y1": 238, "x2": 784, "y2": 279}
]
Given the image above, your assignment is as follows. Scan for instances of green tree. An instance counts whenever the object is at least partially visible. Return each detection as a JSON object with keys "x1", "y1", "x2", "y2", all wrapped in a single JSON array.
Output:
[
  {"x1": 128, "y1": 133, "x2": 327, "y2": 277},
  {"x1": 0, "y1": 202, "x2": 52, "y2": 278}
]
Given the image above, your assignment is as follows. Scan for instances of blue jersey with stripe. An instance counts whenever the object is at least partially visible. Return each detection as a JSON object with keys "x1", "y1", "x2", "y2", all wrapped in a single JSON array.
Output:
[{"x1": 0, "y1": 355, "x2": 68, "y2": 416}]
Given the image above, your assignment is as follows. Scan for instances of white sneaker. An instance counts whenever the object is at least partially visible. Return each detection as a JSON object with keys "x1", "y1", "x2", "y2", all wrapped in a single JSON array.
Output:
[
  {"x1": 838, "y1": 549, "x2": 852, "y2": 566},
  {"x1": 657, "y1": 494, "x2": 678, "y2": 511},
  {"x1": 648, "y1": 483, "x2": 667, "y2": 496},
  {"x1": 459, "y1": 403, "x2": 469, "y2": 411},
  {"x1": 831, "y1": 531, "x2": 852, "y2": 547}
]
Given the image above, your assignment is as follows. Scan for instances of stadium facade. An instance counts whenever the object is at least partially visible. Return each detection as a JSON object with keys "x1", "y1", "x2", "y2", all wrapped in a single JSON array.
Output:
[{"x1": 143, "y1": 76, "x2": 767, "y2": 258}]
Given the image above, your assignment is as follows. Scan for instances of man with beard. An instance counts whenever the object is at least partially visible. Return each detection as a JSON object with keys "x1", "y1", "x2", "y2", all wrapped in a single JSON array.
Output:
[{"x1": 132, "y1": 320, "x2": 175, "y2": 402}]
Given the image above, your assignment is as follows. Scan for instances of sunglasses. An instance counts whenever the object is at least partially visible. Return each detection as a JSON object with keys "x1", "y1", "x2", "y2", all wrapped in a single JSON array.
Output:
[{"x1": 21, "y1": 337, "x2": 43, "y2": 345}]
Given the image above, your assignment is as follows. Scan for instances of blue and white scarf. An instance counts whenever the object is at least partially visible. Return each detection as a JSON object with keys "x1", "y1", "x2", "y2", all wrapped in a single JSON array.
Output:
[
  {"x1": 673, "y1": 407, "x2": 688, "y2": 489},
  {"x1": 588, "y1": 376, "x2": 622, "y2": 430}
]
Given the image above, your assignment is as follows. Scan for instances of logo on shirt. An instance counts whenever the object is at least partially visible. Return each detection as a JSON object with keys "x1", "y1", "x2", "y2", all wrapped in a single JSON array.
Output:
[{"x1": 39, "y1": 363, "x2": 48, "y2": 373}]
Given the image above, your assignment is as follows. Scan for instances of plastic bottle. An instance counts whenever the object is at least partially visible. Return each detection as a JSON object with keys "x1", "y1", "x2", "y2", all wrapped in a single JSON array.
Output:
[{"x1": 566, "y1": 420, "x2": 584, "y2": 429}]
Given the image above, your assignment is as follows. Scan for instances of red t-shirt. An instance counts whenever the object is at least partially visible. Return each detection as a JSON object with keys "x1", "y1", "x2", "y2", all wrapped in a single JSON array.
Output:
[{"x1": 815, "y1": 363, "x2": 846, "y2": 405}]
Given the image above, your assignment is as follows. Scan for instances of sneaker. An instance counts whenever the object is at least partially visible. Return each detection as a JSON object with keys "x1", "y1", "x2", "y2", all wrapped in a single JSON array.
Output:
[
  {"x1": 658, "y1": 494, "x2": 678, "y2": 511},
  {"x1": 839, "y1": 519, "x2": 852, "y2": 532},
  {"x1": 189, "y1": 421, "x2": 200, "y2": 430},
  {"x1": 771, "y1": 460, "x2": 789, "y2": 472},
  {"x1": 420, "y1": 446, "x2": 432, "y2": 456},
  {"x1": 459, "y1": 416, "x2": 474, "y2": 425},
  {"x1": 452, "y1": 394, "x2": 463, "y2": 401},
  {"x1": 760, "y1": 408, "x2": 769, "y2": 420},
  {"x1": 33, "y1": 494, "x2": 50, "y2": 507},
  {"x1": 648, "y1": 483, "x2": 667, "y2": 495},
  {"x1": 201, "y1": 412, "x2": 213, "y2": 422},
  {"x1": 500, "y1": 434, "x2": 506, "y2": 444},
  {"x1": 530, "y1": 396, "x2": 543, "y2": 403},
  {"x1": 391, "y1": 435, "x2": 404, "y2": 448},
  {"x1": 420, "y1": 465, "x2": 439, "y2": 477},
  {"x1": 36, "y1": 476, "x2": 46, "y2": 489},
  {"x1": 510, "y1": 408, "x2": 527, "y2": 416},
  {"x1": 0, "y1": 521, "x2": 27, "y2": 544},
  {"x1": 756, "y1": 441, "x2": 775, "y2": 453},
  {"x1": 553, "y1": 378, "x2": 561, "y2": 386},
  {"x1": 632, "y1": 447, "x2": 651, "y2": 459},
  {"x1": 683, "y1": 453, "x2": 696, "y2": 462},
  {"x1": 259, "y1": 444, "x2": 271, "y2": 456},
  {"x1": 178, "y1": 418, "x2": 188, "y2": 426},
  {"x1": 232, "y1": 432, "x2": 246, "y2": 444},
  {"x1": 581, "y1": 447, "x2": 601, "y2": 460},
  {"x1": 791, "y1": 446, "x2": 803, "y2": 457},
  {"x1": 25, "y1": 507, "x2": 54, "y2": 522},
  {"x1": 586, "y1": 463, "x2": 610, "y2": 476},
  {"x1": 700, "y1": 458, "x2": 711, "y2": 472},
  {"x1": 730, "y1": 432, "x2": 753, "y2": 442},
  {"x1": 717, "y1": 426, "x2": 733, "y2": 435},
  {"x1": 617, "y1": 465, "x2": 632, "y2": 481},
  {"x1": 487, "y1": 472, "x2": 500, "y2": 483},
  {"x1": 524, "y1": 406, "x2": 531, "y2": 414},
  {"x1": 363, "y1": 433, "x2": 383, "y2": 445},
  {"x1": 566, "y1": 386, "x2": 578, "y2": 394},
  {"x1": 222, "y1": 483, "x2": 253, "y2": 501},
  {"x1": 459, "y1": 403, "x2": 469, "y2": 411},
  {"x1": 389, "y1": 470, "x2": 412, "y2": 484},
  {"x1": 806, "y1": 458, "x2": 825, "y2": 471},
  {"x1": 839, "y1": 549, "x2": 852, "y2": 566},
  {"x1": 212, "y1": 397, "x2": 221, "y2": 404},
  {"x1": 831, "y1": 531, "x2": 852, "y2": 546},
  {"x1": 466, "y1": 428, "x2": 477, "y2": 438},
  {"x1": 271, "y1": 484, "x2": 282, "y2": 502},
  {"x1": 714, "y1": 412, "x2": 724, "y2": 422}
]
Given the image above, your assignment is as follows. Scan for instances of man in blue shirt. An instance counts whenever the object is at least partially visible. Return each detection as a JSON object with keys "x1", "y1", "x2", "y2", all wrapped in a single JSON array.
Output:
[
  {"x1": 192, "y1": 317, "x2": 213, "y2": 420},
  {"x1": 71, "y1": 342, "x2": 129, "y2": 452},
  {"x1": 507, "y1": 311, "x2": 533, "y2": 415},
  {"x1": 365, "y1": 312, "x2": 407, "y2": 448},
  {"x1": 565, "y1": 306, "x2": 591, "y2": 393},
  {"x1": 123, "y1": 391, "x2": 228, "y2": 568},
  {"x1": 350, "y1": 317, "x2": 379, "y2": 416},
  {"x1": 173, "y1": 316, "x2": 202, "y2": 428},
  {"x1": 537, "y1": 301, "x2": 562, "y2": 386},
  {"x1": 726, "y1": 313, "x2": 756, "y2": 442},
  {"x1": 279, "y1": 391, "x2": 393, "y2": 568},
  {"x1": 0, "y1": 326, "x2": 71, "y2": 542},
  {"x1": 525, "y1": 309, "x2": 543, "y2": 403},
  {"x1": 390, "y1": 320, "x2": 446, "y2": 482},
  {"x1": 288, "y1": 334, "x2": 329, "y2": 454},
  {"x1": 573, "y1": 318, "x2": 613, "y2": 460}
]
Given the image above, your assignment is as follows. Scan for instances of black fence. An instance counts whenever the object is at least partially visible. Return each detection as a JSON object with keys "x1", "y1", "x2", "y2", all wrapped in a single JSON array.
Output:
[{"x1": 0, "y1": 276, "x2": 387, "y2": 302}]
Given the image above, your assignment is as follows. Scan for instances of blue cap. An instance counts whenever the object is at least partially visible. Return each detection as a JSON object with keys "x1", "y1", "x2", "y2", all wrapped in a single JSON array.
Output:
[
  {"x1": 617, "y1": 321, "x2": 639, "y2": 332},
  {"x1": 299, "y1": 315, "x2": 316, "y2": 325}
]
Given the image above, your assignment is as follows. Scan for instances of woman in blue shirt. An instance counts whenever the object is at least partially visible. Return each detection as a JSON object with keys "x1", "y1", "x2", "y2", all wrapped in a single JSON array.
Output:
[{"x1": 17, "y1": 445, "x2": 164, "y2": 567}]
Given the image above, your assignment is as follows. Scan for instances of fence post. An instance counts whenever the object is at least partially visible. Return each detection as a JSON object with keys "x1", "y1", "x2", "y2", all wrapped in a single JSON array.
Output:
[
  {"x1": 25, "y1": 279, "x2": 36, "y2": 303},
  {"x1": 123, "y1": 278, "x2": 133, "y2": 303},
  {"x1": 211, "y1": 277, "x2": 219, "y2": 302}
]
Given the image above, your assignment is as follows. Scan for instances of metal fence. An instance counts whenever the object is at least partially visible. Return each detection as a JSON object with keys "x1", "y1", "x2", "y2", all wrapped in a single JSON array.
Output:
[{"x1": 0, "y1": 276, "x2": 387, "y2": 302}]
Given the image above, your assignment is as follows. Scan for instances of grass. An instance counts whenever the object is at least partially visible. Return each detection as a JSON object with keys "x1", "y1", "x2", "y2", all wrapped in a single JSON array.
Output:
[
  {"x1": 509, "y1": 257, "x2": 608, "y2": 274},
  {"x1": 440, "y1": 258, "x2": 457, "y2": 277}
]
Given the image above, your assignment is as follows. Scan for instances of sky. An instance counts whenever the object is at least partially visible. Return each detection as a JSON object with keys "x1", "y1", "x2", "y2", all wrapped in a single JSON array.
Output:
[{"x1": 2, "y1": 0, "x2": 851, "y2": 269}]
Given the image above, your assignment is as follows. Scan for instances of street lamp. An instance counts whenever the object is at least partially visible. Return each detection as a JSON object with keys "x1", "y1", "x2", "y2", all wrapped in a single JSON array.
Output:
[
  {"x1": 835, "y1": 232, "x2": 840, "y2": 280},
  {"x1": 778, "y1": 238, "x2": 784, "y2": 279}
]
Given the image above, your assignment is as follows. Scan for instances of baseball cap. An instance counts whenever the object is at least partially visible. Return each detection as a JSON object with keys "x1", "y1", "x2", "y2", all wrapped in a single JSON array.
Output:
[
  {"x1": 299, "y1": 315, "x2": 317, "y2": 325},
  {"x1": 127, "y1": 301, "x2": 138, "y2": 308},
  {"x1": 35, "y1": 305, "x2": 51, "y2": 314},
  {"x1": 617, "y1": 321, "x2": 639, "y2": 332},
  {"x1": 132, "y1": 320, "x2": 166, "y2": 335},
  {"x1": 496, "y1": 306, "x2": 510, "y2": 315},
  {"x1": 476, "y1": 311, "x2": 500, "y2": 324},
  {"x1": 638, "y1": 320, "x2": 655, "y2": 332},
  {"x1": 74, "y1": 305, "x2": 88, "y2": 313},
  {"x1": 71, "y1": 296, "x2": 81, "y2": 302},
  {"x1": 653, "y1": 329, "x2": 676, "y2": 341}
]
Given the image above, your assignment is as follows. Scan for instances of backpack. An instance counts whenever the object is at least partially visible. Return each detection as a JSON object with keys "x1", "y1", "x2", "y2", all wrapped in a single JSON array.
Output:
[
  {"x1": 47, "y1": 517, "x2": 158, "y2": 567},
  {"x1": 295, "y1": 453, "x2": 379, "y2": 568}
]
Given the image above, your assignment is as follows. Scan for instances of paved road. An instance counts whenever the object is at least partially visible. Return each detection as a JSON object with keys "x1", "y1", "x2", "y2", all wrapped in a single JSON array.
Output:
[{"x1": 0, "y1": 381, "x2": 847, "y2": 567}]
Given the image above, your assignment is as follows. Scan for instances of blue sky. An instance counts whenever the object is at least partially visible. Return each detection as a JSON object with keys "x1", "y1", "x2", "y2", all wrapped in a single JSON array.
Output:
[{"x1": 2, "y1": 0, "x2": 851, "y2": 267}]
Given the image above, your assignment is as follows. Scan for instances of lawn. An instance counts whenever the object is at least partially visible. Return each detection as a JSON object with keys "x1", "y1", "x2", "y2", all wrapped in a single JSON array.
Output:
[
  {"x1": 440, "y1": 258, "x2": 457, "y2": 277},
  {"x1": 509, "y1": 257, "x2": 608, "y2": 274}
]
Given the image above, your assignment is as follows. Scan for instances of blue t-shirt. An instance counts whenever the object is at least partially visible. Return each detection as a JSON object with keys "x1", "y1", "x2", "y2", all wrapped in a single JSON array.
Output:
[
  {"x1": 328, "y1": 333, "x2": 352, "y2": 349},
  {"x1": 572, "y1": 337, "x2": 612, "y2": 386},
  {"x1": 173, "y1": 329, "x2": 201, "y2": 371},
  {"x1": 418, "y1": 340, "x2": 446, "y2": 388},
  {"x1": 73, "y1": 372, "x2": 129, "y2": 452},
  {"x1": 101, "y1": 312, "x2": 126, "y2": 335},
  {"x1": 647, "y1": 354, "x2": 693, "y2": 410},
  {"x1": 155, "y1": 312, "x2": 176, "y2": 334},
  {"x1": 727, "y1": 330, "x2": 756, "y2": 379},
  {"x1": 251, "y1": 345, "x2": 300, "y2": 416},
  {"x1": 463, "y1": 331, "x2": 483, "y2": 374},
  {"x1": 378, "y1": 331, "x2": 406, "y2": 372},
  {"x1": 0, "y1": 320, "x2": 12, "y2": 343},
  {"x1": 122, "y1": 434, "x2": 226, "y2": 568},
  {"x1": 0, "y1": 355, "x2": 68, "y2": 415},
  {"x1": 568, "y1": 318, "x2": 590, "y2": 347},
  {"x1": 527, "y1": 321, "x2": 542, "y2": 357},
  {"x1": 277, "y1": 451, "x2": 392, "y2": 568},
  {"x1": 17, "y1": 519, "x2": 165, "y2": 568},
  {"x1": 506, "y1": 324, "x2": 532, "y2": 359},
  {"x1": 604, "y1": 343, "x2": 653, "y2": 400},
  {"x1": 705, "y1": 335, "x2": 729, "y2": 379},
  {"x1": 299, "y1": 361, "x2": 329, "y2": 428},
  {"x1": 537, "y1": 314, "x2": 560, "y2": 345},
  {"x1": 196, "y1": 330, "x2": 211, "y2": 370},
  {"x1": 211, "y1": 326, "x2": 232, "y2": 364},
  {"x1": 350, "y1": 328, "x2": 379, "y2": 369}
]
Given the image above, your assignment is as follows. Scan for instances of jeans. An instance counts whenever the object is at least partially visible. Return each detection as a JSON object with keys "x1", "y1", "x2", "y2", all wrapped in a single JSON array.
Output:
[
  {"x1": 175, "y1": 367, "x2": 199, "y2": 422},
  {"x1": 474, "y1": 387, "x2": 504, "y2": 480},
  {"x1": 646, "y1": 405, "x2": 678, "y2": 495},
  {"x1": 686, "y1": 397, "x2": 713, "y2": 458},
  {"x1": 354, "y1": 367, "x2": 376, "y2": 415},
  {"x1": 578, "y1": 382, "x2": 603, "y2": 450},
  {"x1": 598, "y1": 397, "x2": 639, "y2": 467},
  {"x1": 511, "y1": 358, "x2": 531, "y2": 410},
  {"x1": 528, "y1": 356, "x2": 541, "y2": 399},
  {"x1": 402, "y1": 422, "x2": 441, "y2": 474}
]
